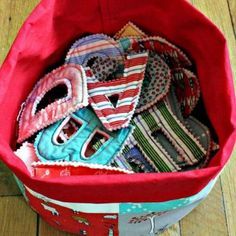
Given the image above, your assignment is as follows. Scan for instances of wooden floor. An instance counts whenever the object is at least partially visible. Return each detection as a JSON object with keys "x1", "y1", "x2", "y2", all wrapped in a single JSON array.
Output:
[{"x1": 0, "y1": 0, "x2": 235, "y2": 235}]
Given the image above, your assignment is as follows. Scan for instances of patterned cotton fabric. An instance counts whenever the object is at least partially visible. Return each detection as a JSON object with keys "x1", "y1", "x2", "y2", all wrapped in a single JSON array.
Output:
[{"x1": 15, "y1": 22, "x2": 216, "y2": 176}]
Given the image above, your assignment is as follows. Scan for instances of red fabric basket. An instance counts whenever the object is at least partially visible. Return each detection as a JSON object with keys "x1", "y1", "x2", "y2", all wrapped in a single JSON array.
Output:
[{"x1": 0, "y1": 0, "x2": 235, "y2": 205}]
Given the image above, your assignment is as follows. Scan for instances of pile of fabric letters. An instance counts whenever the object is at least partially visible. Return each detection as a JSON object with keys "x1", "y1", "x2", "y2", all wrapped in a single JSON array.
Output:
[{"x1": 15, "y1": 22, "x2": 218, "y2": 179}]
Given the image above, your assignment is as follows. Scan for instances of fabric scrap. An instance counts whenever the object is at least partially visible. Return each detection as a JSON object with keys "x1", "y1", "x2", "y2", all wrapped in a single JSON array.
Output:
[
  {"x1": 135, "y1": 52, "x2": 171, "y2": 113},
  {"x1": 14, "y1": 142, "x2": 39, "y2": 176},
  {"x1": 34, "y1": 107, "x2": 133, "y2": 165},
  {"x1": 119, "y1": 36, "x2": 192, "y2": 68},
  {"x1": 31, "y1": 161, "x2": 133, "y2": 179},
  {"x1": 88, "y1": 52, "x2": 148, "y2": 130},
  {"x1": 65, "y1": 34, "x2": 124, "y2": 66},
  {"x1": 114, "y1": 21, "x2": 147, "y2": 39},
  {"x1": 90, "y1": 57, "x2": 119, "y2": 82},
  {"x1": 171, "y1": 68, "x2": 200, "y2": 116},
  {"x1": 18, "y1": 64, "x2": 88, "y2": 143}
]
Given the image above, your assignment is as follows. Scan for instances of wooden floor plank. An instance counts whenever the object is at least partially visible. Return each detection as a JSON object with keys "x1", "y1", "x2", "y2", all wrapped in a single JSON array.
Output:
[
  {"x1": 0, "y1": 161, "x2": 21, "y2": 196},
  {"x1": 7, "y1": 0, "x2": 39, "y2": 45},
  {"x1": 227, "y1": 0, "x2": 236, "y2": 37},
  {"x1": 190, "y1": 1, "x2": 236, "y2": 236},
  {"x1": 191, "y1": 0, "x2": 236, "y2": 82},
  {"x1": 0, "y1": 0, "x2": 12, "y2": 64},
  {"x1": 220, "y1": 153, "x2": 236, "y2": 236},
  {"x1": 0, "y1": 0, "x2": 39, "y2": 65},
  {"x1": 0, "y1": 196, "x2": 37, "y2": 236},
  {"x1": 0, "y1": 0, "x2": 40, "y2": 197},
  {"x1": 180, "y1": 181, "x2": 228, "y2": 236},
  {"x1": 160, "y1": 223, "x2": 181, "y2": 236}
]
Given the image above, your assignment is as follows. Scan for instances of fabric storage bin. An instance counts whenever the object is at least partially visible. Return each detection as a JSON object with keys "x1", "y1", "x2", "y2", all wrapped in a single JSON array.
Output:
[{"x1": 0, "y1": 0, "x2": 235, "y2": 235}]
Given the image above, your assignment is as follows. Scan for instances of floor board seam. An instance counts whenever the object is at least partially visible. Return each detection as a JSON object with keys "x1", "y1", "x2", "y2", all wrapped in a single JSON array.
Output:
[
  {"x1": 220, "y1": 177, "x2": 230, "y2": 236},
  {"x1": 36, "y1": 214, "x2": 39, "y2": 236},
  {"x1": 226, "y1": 0, "x2": 236, "y2": 39},
  {"x1": 179, "y1": 221, "x2": 183, "y2": 236}
]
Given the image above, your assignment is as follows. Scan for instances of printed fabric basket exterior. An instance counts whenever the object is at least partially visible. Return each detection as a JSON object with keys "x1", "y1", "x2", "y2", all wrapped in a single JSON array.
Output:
[{"x1": 0, "y1": 0, "x2": 235, "y2": 235}]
